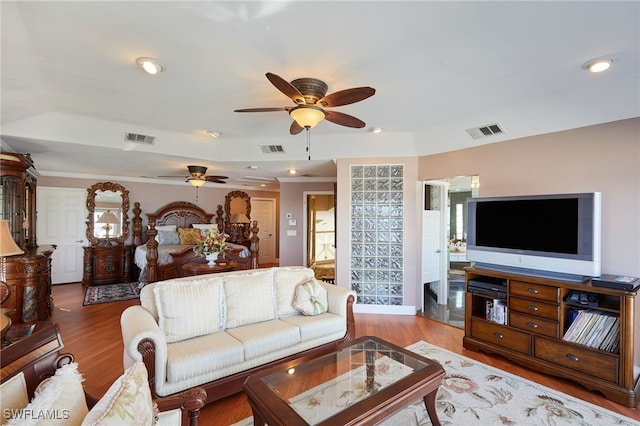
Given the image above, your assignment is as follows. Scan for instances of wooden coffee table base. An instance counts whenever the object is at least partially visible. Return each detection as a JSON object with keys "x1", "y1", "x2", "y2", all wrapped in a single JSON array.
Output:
[{"x1": 244, "y1": 336, "x2": 444, "y2": 426}]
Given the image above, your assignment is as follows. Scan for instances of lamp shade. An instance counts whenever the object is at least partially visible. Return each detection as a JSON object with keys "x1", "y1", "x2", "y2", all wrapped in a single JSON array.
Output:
[
  {"x1": 289, "y1": 105, "x2": 325, "y2": 129},
  {"x1": 0, "y1": 220, "x2": 24, "y2": 256},
  {"x1": 96, "y1": 210, "x2": 118, "y2": 224},
  {"x1": 231, "y1": 213, "x2": 251, "y2": 224}
]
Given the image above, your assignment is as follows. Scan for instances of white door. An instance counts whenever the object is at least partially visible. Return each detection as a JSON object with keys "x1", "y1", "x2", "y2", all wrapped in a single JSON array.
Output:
[
  {"x1": 251, "y1": 198, "x2": 276, "y2": 265},
  {"x1": 37, "y1": 187, "x2": 87, "y2": 284},
  {"x1": 422, "y1": 181, "x2": 448, "y2": 306}
]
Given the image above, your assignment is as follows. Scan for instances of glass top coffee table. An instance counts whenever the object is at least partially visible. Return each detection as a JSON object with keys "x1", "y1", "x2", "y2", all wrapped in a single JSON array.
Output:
[{"x1": 243, "y1": 336, "x2": 444, "y2": 426}]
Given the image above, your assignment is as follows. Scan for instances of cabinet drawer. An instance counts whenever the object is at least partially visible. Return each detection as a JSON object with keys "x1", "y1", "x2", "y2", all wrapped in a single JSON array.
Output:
[
  {"x1": 509, "y1": 296, "x2": 559, "y2": 320},
  {"x1": 470, "y1": 317, "x2": 531, "y2": 354},
  {"x1": 94, "y1": 256, "x2": 123, "y2": 277},
  {"x1": 509, "y1": 312, "x2": 559, "y2": 338},
  {"x1": 510, "y1": 281, "x2": 559, "y2": 303},
  {"x1": 535, "y1": 337, "x2": 618, "y2": 383}
]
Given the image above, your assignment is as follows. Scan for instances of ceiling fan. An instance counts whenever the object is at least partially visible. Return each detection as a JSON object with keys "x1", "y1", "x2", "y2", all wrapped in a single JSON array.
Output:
[
  {"x1": 159, "y1": 165, "x2": 228, "y2": 187},
  {"x1": 234, "y1": 72, "x2": 375, "y2": 135}
]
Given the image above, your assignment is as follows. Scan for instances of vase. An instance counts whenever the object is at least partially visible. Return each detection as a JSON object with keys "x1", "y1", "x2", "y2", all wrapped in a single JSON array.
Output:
[{"x1": 205, "y1": 252, "x2": 219, "y2": 266}]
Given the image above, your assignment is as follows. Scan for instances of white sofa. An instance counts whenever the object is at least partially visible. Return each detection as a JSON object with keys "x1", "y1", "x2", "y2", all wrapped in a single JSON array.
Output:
[{"x1": 120, "y1": 266, "x2": 356, "y2": 405}]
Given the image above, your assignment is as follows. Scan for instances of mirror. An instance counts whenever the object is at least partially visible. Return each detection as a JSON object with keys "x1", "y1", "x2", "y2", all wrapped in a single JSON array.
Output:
[
  {"x1": 86, "y1": 182, "x2": 130, "y2": 245},
  {"x1": 224, "y1": 190, "x2": 251, "y2": 243}
]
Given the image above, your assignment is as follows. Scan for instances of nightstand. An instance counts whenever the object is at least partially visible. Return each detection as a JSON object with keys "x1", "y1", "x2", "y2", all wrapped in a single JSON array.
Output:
[{"x1": 82, "y1": 244, "x2": 133, "y2": 285}]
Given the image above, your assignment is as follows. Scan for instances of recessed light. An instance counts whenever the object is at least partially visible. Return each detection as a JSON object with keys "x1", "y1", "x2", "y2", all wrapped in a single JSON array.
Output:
[
  {"x1": 206, "y1": 130, "x2": 221, "y2": 138},
  {"x1": 135, "y1": 57, "x2": 165, "y2": 75},
  {"x1": 582, "y1": 57, "x2": 614, "y2": 73},
  {"x1": 288, "y1": 169, "x2": 297, "y2": 175},
  {"x1": 370, "y1": 127, "x2": 383, "y2": 134},
  {"x1": 247, "y1": 165, "x2": 259, "y2": 170}
]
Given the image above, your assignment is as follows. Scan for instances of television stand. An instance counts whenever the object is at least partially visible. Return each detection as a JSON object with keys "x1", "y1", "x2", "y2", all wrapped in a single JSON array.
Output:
[{"x1": 471, "y1": 262, "x2": 590, "y2": 283}]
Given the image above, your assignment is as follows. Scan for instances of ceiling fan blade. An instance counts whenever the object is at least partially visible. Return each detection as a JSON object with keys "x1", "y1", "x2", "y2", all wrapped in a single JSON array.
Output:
[
  {"x1": 266, "y1": 73, "x2": 305, "y2": 104},
  {"x1": 290, "y1": 121, "x2": 304, "y2": 135},
  {"x1": 317, "y1": 87, "x2": 375, "y2": 107},
  {"x1": 204, "y1": 175, "x2": 228, "y2": 182},
  {"x1": 324, "y1": 110, "x2": 366, "y2": 128},
  {"x1": 157, "y1": 175, "x2": 188, "y2": 178},
  {"x1": 234, "y1": 107, "x2": 288, "y2": 112}
]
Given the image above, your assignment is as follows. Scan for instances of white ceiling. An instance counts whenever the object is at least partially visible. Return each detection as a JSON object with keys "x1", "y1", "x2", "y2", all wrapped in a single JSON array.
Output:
[{"x1": 1, "y1": 1, "x2": 638, "y2": 191}]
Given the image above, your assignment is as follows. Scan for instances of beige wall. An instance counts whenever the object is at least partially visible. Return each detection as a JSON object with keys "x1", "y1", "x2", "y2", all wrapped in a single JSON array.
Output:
[
  {"x1": 419, "y1": 117, "x2": 640, "y2": 277},
  {"x1": 38, "y1": 176, "x2": 279, "y2": 247}
]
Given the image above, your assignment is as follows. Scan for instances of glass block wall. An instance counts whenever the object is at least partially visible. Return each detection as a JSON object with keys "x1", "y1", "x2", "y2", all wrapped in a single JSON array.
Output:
[{"x1": 350, "y1": 165, "x2": 404, "y2": 305}]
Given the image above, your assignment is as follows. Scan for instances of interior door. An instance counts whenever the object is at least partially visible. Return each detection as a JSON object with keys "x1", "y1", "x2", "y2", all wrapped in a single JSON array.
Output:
[
  {"x1": 250, "y1": 198, "x2": 276, "y2": 265},
  {"x1": 422, "y1": 181, "x2": 448, "y2": 306},
  {"x1": 37, "y1": 187, "x2": 87, "y2": 284}
]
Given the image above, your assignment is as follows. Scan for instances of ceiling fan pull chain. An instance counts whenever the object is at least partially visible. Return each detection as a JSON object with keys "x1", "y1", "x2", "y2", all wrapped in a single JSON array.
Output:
[{"x1": 306, "y1": 128, "x2": 311, "y2": 160}]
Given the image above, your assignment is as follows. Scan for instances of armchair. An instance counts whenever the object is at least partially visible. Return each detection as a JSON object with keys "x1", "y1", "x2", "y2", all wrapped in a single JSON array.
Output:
[{"x1": 0, "y1": 322, "x2": 205, "y2": 425}]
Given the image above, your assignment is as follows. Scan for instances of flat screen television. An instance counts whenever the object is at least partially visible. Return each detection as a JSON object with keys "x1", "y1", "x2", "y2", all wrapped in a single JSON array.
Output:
[{"x1": 466, "y1": 192, "x2": 601, "y2": 280}]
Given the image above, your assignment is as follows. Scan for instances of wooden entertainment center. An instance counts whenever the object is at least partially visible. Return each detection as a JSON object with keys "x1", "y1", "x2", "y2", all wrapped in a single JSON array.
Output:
[{"x1": 464, "y1": 265, "x2": 639, "y2": 408}]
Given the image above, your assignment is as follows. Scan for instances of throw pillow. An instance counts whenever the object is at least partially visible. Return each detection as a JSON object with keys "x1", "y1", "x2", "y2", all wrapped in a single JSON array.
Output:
[
  {"x1": 150, "y1": 225, "x2": 177, "y2": 232},
  {"x1": 153, "y1": 277, "x2": 224, "y2": 342},
  {"x1": 191, "y1": 223, "x2": 215, "y2": 237},
  {"x1": 1, "y1": 372, "x2": 28, "y2": 425},
  {"x1": 156, "y1": 230, "x2": 179, "y2": 246},
  {"x1": 81, "y1": 361, "x2": 154, "y2": 426},
  {"x1": 7, "y1": 363, "x2": 88, "y2": 426},
  {"x1": 293, "y1": 278, "x2": 328, "y2": 316},
  {"x1": 177, "y1": 228, "x2": 201, "y2": 245}
]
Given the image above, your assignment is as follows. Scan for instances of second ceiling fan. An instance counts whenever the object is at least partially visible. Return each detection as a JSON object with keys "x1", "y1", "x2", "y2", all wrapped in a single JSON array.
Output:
[{"x1": 235, "y1": 72, "x2": 375, "y2": 135}]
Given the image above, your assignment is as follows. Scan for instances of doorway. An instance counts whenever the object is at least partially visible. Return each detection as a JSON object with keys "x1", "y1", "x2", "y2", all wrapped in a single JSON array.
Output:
[
  {"x1": 304, "y1": 192, "x2": 335, "y2": 281},
  {"x1": 422, "y1": 175, "x2": 479, "y2": 328}
]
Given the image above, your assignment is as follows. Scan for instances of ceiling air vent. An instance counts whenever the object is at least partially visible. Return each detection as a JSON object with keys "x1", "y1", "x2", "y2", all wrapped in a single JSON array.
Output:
[
  {"x1": 260, "y1": 145, "x2": 285, "y2": 154},
  {"x1": 124, "y1": 132, "x2": 155, "y2": 145},
  {"x1": 465, "y1": 123, "x2": 505, "y2": 140}
]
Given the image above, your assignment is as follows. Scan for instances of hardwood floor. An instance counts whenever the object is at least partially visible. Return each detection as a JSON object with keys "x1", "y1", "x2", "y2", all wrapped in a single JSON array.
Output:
[{"x1": 50, "y1": 282, "x2": 639, "y2": 425}]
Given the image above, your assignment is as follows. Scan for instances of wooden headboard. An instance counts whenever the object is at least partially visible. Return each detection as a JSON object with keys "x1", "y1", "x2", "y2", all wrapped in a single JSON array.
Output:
[{"x1": 147, "y1": 201, "x2": 214, "y2": 229}]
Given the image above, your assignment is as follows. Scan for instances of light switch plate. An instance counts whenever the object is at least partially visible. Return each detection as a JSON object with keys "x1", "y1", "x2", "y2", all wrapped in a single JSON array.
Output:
[
  {"x1": 287, "y1": 230, "x2": 297, "y2": 236},
  {"x1": 288, "y1": 219, "x2": 297, "y2": 226}
]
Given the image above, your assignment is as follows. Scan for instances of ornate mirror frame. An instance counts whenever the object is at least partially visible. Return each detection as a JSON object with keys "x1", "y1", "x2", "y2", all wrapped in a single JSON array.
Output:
[
  {"x1": 224, "y1": 190, "x2": 251, "y2": 241},
  {"x1": 85, "y1": 182, "x2": 130, "y2": 245}
]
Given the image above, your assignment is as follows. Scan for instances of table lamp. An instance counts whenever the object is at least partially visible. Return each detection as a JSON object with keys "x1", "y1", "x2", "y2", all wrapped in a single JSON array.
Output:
[
  {"x1": 0, "y1": 219, "x2": 24, "y2": 340},
  {"x1": 96, "y1": 210, "x2": 118, "y2": 243}
]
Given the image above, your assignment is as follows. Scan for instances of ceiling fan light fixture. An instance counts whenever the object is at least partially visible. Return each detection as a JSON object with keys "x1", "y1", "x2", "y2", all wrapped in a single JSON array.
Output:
[
  {"x1": 135, "y1": 57, "x2": 165, "y2": 75},
  {"x1": 188, "y1": 177, "x2": 206, "y2": 187},
  {"x1": 289, "y1": 105, "x2": 325, "y2": 129}
]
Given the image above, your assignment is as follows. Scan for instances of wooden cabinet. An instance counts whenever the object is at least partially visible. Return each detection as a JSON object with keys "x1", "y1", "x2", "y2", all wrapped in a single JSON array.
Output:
[
  {"x1": 1, "y1": 246, "x2": 55, "y2": 323},
  {"x1": 82, "y1": 245, "x2": 133, "y2": 286},
  {"x1": 0, "y1": 153, "x2": 38, "y2": 249},
  {"x1": 464, "y1": 266, "x2": 639, "y2": 407}
]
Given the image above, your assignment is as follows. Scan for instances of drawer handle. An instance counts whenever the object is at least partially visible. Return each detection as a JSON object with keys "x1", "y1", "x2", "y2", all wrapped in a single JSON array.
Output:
[
  {"x1": 493, "y1": 332, "x2": 504, "y2": 339},
  {"x1": 527, "y1": 322, "x2": 538, "y2": 329},
  {"x1": 566, "y1": 354, "x2": 579, "y2": 362},
  {"x1": 527, "y1": 305, "x2": 539, "y2": 312},
  {"x1": 527, "y1": 288, "x2": 539, "y2": 294}
]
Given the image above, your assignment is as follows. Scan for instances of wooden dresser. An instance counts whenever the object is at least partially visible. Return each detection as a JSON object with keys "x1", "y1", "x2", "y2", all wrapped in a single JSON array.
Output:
[{"x1": 82, "y1": 244, "x2": 133, "y2": 286}]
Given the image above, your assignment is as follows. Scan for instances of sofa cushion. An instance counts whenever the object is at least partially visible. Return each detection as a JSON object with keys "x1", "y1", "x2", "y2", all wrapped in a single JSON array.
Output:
[
  {"x1": 165, "y1": 331, "x2": 244, "y2": 383},
  {"x1": 81, "y1": 361, "x2": 154, "y2": 426},
  {"x1": 281, "y1": 313, "x2": 346, "y2": 342},
  {"x1": 273, "y1": 267, "x2": 315, "y2": 317},
  {"x1": 226, "y1": 320, "x2": 300, "y2": 360},
  {"x1": 7, "y1": 363, "x2": 88, "y2": 426},
  {"x1": 223, "y1": 271, "x2": 275, "y2": 329},
  {"x1": 293, "y1": 278, "x2": 328, "y2": 316},
  {"x1": 154, "y1": 277, "x2": 224, "y2": 343},
  {"x1": 177, "y1": 227, "x2": 201, "y2": 245}
]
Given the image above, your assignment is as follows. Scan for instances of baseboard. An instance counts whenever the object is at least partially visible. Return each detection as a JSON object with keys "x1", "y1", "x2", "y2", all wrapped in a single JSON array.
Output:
[{"x1": 353, "y1": 304, "x2": 416, "y2": 315}]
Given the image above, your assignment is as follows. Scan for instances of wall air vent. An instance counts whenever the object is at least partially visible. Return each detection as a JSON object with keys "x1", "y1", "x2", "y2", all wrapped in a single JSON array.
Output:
[
  {"x1": 260, "y1": 145, "x2": 285, "y2": 154},
  {"x1": 124, "y1": 132, "x2": 155, "y2": 145},
  {"x1": 465, "y1": 123, "x2": 505, "y2": 140}
]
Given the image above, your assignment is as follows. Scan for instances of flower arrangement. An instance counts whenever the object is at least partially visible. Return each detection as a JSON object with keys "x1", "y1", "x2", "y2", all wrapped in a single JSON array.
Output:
[{"x1": 193, "y1": 227, "x2": 230, "y2": 257}]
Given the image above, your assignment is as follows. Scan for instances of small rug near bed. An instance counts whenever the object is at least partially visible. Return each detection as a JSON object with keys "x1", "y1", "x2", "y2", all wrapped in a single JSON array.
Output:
[
  {"x1": 232, "y1": 340, "x2": 637, "y2": 426},
  {"x1": 82, "y1": 282, "x2": 141, "y2": 306}
]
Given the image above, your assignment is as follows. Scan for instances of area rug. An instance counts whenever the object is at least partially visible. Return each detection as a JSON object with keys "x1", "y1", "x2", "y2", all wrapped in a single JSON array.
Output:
[
  {"x1": 232, "y1": 340, "x2": 637, "y2": 426},
  {"x1": 82, "y1": 282, "x2": 141, "y2": 306}
]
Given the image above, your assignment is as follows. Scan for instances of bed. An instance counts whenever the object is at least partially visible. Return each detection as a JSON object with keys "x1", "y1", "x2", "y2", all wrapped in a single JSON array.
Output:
[{"x1": 132, "y1": 201, "x2": 259, "y2": 284}]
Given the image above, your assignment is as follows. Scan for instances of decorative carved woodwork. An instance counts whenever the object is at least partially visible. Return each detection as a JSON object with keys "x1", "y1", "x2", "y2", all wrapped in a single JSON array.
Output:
[
  {"x1": 85, "y1": 181, "x2": 130, "y2": 246},
  {"x1": 0, "y1": 152, "x2": 38, "y2": 249}
]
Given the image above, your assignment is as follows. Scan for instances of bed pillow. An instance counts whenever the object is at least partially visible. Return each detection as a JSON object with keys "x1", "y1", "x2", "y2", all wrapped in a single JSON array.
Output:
[
  {"x1": 293, "y1": 278, "x2": 328, "y2": 316},
  {"x1": 156, "y1": 230, "x2": 179, "y2": 245},
  {"x1": 81, "y1": 361, "x2": 154, "y2": 426},
  {"x1": 192, "y1": 223, "x2": 216, "y2": 237},
  {"x1": 150, "y1": 224, "x2": 177, "y2": 232},
  {"x1": 177, "y1": 228, "x2": 201, "y2": 245}
]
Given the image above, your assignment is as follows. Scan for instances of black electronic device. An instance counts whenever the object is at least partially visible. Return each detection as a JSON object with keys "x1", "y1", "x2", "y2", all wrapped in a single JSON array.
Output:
[
  {"x1": 566, "y1": 291, "x2": 599, "y2": 308},
  {"x1": 592, "y1": 275, "x2": 640, "y2": 292},
  {"x1": 467, "y1": 277, "x2": 507, "y2": 299}
]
